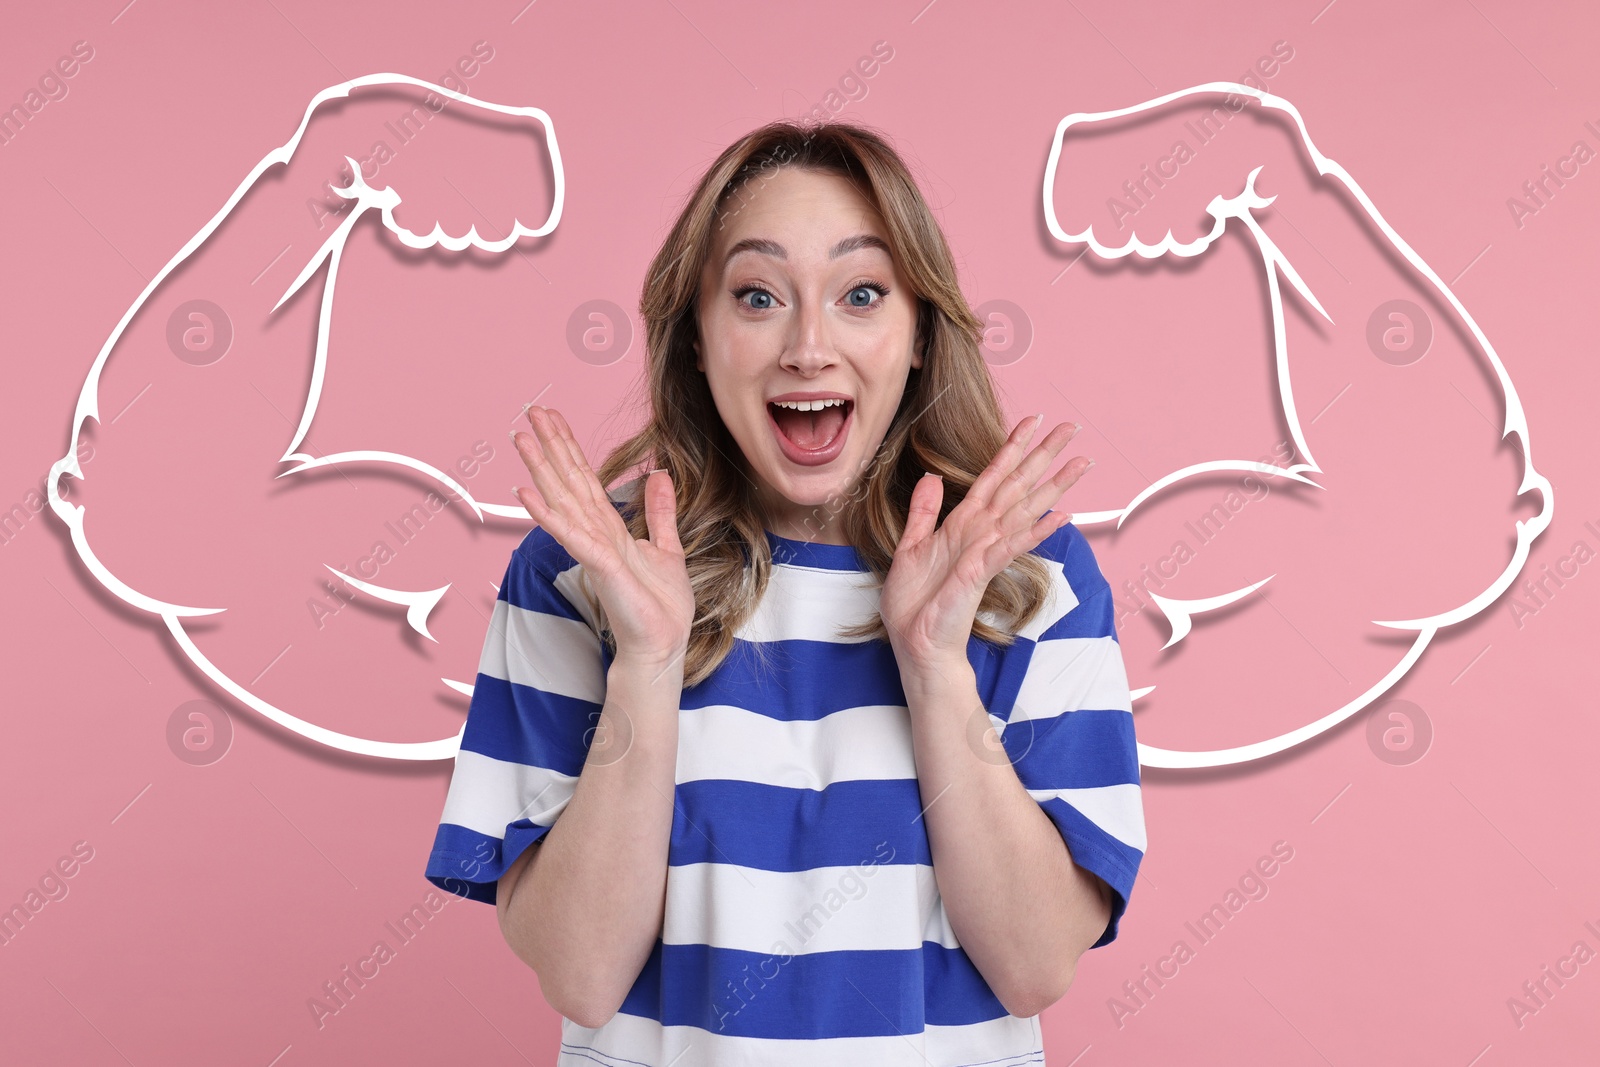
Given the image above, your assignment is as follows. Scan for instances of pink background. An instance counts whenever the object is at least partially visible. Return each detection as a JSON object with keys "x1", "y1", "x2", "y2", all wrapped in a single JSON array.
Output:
[{"x1": 3, "y1": 0, "x2": 1597, "y2": 1063}]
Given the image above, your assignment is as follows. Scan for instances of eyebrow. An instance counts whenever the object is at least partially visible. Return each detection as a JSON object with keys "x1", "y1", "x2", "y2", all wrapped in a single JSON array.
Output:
[{"x1": 722, "y1": 233, "x2": 892, "y2": 267}]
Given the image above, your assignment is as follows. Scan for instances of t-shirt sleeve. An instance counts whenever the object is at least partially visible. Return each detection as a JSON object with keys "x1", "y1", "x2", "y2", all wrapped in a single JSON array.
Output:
[
  {"x1": 424, "y1": 527, "x2": 609, "y2": 905},
  {"x1": 996, "y1": 513, "x2": 1145, "y2": 948}
]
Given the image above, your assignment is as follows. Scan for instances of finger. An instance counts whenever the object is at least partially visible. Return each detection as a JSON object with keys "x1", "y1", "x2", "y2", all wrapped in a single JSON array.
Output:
[
  {"x1": 965, "y1": 413, "x2": 1043, "y2": 512},
  {"x1": 991, "y1": 420, "x2": 1081, "y2": 517},
  {"x1": 527, "y1": 406, "x2": 594, "y2": 512},
  {"x1": 544, "y1": 407, "x2": 609, "y2": 512},
  {"x1": 982, "y1": 505, "x2": 1074, "y2": 578},
  {"x1": 511, "y1": 417, "x2": 577, "y2": 523},
  {"x1": 986, "y1": 432, "x2": 1087, "y2": 562},
  {"x1": 510, "y1": 483, "x2": 542, "y2": 523},
  {"x1": 508, "y1": 422, "x2": 585, "y2": 543},
  {"x1": 898, "y1": 472, "x2": 944, "y2": 551},
  {"x1": 511, "y1": 475, "x2": 617, "y2": 580},
  {"x1": 542, "y1": 409, "x2": 652, "y2": 561},
  {"x1": 1012, "y1": 454, "x2": 1094, "y2": 534},
  {"x1": 509, "y1": 483, "x2": 573, "y2": 549},
  {"x1": 643, "y1": 468, "x2": 683, "y2": 554},
  {"x1": 520, "y1": 406, "x2": 614, "y2": 547}
]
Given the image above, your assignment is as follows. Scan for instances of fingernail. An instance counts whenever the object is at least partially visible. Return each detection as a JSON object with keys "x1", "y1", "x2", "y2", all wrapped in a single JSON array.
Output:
[
  {"x1": 511, "y1": 485, "x2": 522, "y2": 497},
  {"x1": 1086, "y1": 459, "x2": 1096, "y2": 470},
  {"x1": 1072, "y1": 422, "x2": 1082, "y2": 434}
]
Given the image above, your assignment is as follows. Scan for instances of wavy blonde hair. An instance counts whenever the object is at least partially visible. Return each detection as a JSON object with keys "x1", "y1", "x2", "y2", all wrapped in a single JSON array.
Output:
[{"x1": 585, "y1": 119, "x2": 1055, "y2": 688}]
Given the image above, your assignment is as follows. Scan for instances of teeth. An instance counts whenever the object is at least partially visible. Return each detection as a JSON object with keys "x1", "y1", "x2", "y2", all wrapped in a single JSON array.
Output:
[{"x1": 771, "y1": 398, "x2": 848, "y2": 411}]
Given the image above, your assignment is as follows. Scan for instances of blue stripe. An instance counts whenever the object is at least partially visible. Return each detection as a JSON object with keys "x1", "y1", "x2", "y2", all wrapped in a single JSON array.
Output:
[
  {"x1": 426, "y1": 821, "x2": 547, "y2": 904},
  {"x1": 765, "y1": 529, "x2": 871, "y2": 571},
  {"x1": 618, "y1": 941, "x2": 1006, "y2": 1037},
  {"x1": 670, "y1": 779, "x2": 932, "y2": 870},
  {"x1": 986, "y1": 636, "x2": 1033, "y2": 727},
  {"x1": 1029, "y1": 520, "x2": 1119, "y2": 643},
  {"x1": 457, "y1": 672, "x2": 598, "y2": 775},
  {"x1": 683, "y1": 635, "x2": 1009, "y2": 722},
  {"x1": 503, "y1": 545, "x2": 589, "y2": 623},
  {"x1": 1005, "y1": 708, "x2": 1141, "y2": 788},
  {"x1": 968, "y1": 635, "x2": 1007, "y2": 689},
  {"x1": 1037, "y1": 797, "x2": 1143, "y2": 948},
  {"x1": 1050, "y1": 522, "x2": 1113, "y2": 602},
  {"x1": 1039, "y1": 588, "x2": 1117, "y2": 642},
  {"x1": 682, "y1": 638, "x2": 905, "y2": 719}
]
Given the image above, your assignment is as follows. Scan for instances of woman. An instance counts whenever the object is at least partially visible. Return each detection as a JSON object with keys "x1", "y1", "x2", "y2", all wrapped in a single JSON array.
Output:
[{"x1": 425, "y1": 121, "x2": 1145, "y2": 1065}]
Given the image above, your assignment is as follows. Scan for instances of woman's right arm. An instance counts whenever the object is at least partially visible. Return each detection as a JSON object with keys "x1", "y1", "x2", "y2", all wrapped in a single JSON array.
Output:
[
  {"x1": 496, "y1": 649, "x2": 683, "y2": 1028},
  {"x1": 494, "y1": 403, "x2": 694, "y2": 1029}
]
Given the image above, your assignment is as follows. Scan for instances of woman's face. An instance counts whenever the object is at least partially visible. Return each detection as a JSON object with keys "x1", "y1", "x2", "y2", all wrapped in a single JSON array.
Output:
[{"x1": 694, "y1": 165, "x2": 923, "y2": 544}]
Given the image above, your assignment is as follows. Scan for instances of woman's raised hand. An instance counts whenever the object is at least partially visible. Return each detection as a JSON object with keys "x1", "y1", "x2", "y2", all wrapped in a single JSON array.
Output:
[
  {"x1": 880, "y1": 414, "x2": 1091, "y2": 674},
  {"x1": 511, "y1": 405, "x2": 695, "y2": 669}
]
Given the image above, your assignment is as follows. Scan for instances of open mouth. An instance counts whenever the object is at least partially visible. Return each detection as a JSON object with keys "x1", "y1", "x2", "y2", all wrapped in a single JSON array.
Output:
[{"x1": 767, "y1": 398, "x2": 853, "y2": 466}]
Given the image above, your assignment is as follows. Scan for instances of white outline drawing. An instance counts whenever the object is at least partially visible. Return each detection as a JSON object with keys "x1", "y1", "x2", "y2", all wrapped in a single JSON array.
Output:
[
  {"x1": 44, "y1": 77, "x2": 1551, "y2": 770},
  {"x1": 1043, "y1": 82, "x2": 1554, "y2": 768},
  {"x1": 47, "y1": 74, "x2": 562, "y2": 761}
]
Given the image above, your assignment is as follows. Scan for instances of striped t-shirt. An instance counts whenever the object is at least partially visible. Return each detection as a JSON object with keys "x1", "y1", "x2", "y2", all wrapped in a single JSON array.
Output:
[{"x1": 426, "y1": 489, "x2": 1145, "y2": 1066}]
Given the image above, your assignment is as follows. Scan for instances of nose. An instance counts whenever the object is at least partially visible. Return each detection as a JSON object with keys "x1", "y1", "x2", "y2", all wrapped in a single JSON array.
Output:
[{"x1": 779, "y1": 290, "x2": 837, "y2": 375}]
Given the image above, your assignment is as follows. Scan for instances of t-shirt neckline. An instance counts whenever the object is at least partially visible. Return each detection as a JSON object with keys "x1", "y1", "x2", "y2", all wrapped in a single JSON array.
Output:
[{"x1": 763, "y1": 529, "x2": 871, "y2": 572}]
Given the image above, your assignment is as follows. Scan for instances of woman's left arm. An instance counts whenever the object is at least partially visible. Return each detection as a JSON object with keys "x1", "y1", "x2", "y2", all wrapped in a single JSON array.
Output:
[
  {"x1": 898, "y1": 654, "x2": 1112, "y2": 1018},
  {"x1": 879, "y1": 412, "x2": 1106, "y2": 1018}
]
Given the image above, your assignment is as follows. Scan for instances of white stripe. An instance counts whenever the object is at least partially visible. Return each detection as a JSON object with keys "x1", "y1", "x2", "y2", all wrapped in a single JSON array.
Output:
[
  {"x1": 980, "y1": 554, "x2": 1080, "y2": 642},
  {"x1": 439, "y1": 749, "x2": 575, "y2": 838},
  {"x1": 737, "y1": 565, "x2": 881, "y2": 644},
  {"x1": 549, "y1": 561, "x2": 605, "y2": 633},
  {"x1": 480, "y1": 597, "x2": 606, "y2": 704},
  {"x1": 662, "y1": 861, "x2": 958, "y2": 954},
  {"x1": 676, "y1": 704, "x2": 914, "y2": 787},
  {"x1": 1030, "y1": 555, "x2": 1081, "y2": 639},
  {"x1": 1027, "y1": 782, "x2": 1147, "y2": 852},
  {"x1": 558, "y1": 1010, "x2": 1042, "y2": 1067},
  {"x1": 1009, "y1": 635, "x2": 1131, "y2": 724}
]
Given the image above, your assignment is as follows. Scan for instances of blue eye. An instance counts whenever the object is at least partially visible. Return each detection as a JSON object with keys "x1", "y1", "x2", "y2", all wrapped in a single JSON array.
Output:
[
  {"x1": 733, "y1": 286, "x2": 776, "y2": 310},
  {"x1": 846, "y1": 282, "x2": 888, "y2": 308}
]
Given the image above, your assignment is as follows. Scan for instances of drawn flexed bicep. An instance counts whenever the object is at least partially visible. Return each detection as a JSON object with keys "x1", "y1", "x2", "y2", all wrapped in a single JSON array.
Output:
[
  {"x1": 1042, "y1": 85, "x2": 1552, "y2": 767},
  {"x1": 49, "y1": 76, "x2": 563, "y2": 759}
]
